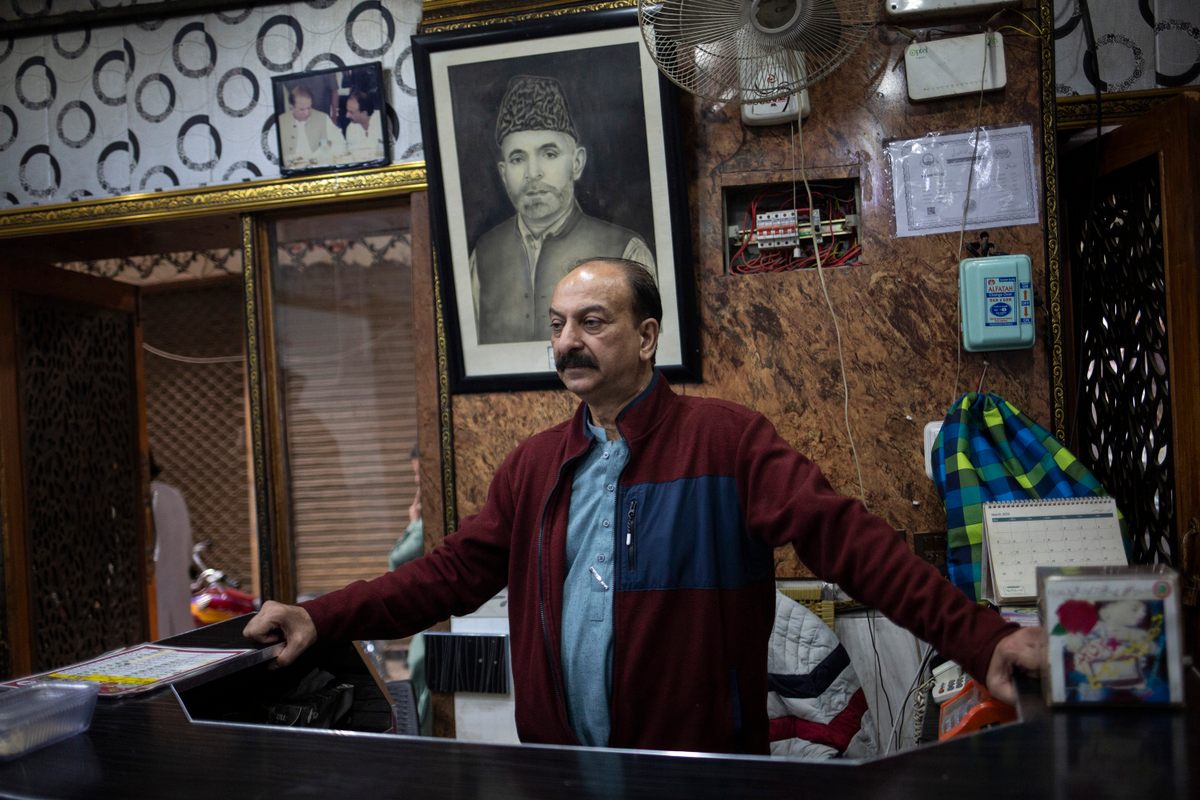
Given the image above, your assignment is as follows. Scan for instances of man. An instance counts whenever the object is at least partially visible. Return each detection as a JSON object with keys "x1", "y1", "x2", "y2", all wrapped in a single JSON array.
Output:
[
  {"x1": 150, "y1": 454, "x2": 194, "y2": 639},
  {"x1": 468, "y1": 75, "x2": 656, "y2": 345},
  {"x1": 388, "y1": 444, "x2": 424, "y2": 571},
  {"x1": 341, "y1": 90, "x2": 384, "y2": 165},
  {"x1": 277, "y1": 84, "x2": 340, "y2": 170},
  {"x1": 245, "y1": 258, "x2": 1043, "y2": 754}
]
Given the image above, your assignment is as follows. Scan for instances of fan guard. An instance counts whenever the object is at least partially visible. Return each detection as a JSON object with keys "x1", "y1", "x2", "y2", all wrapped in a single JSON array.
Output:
[{"x1": 638, "y1": 0, "x2": 878, "y2": 104}]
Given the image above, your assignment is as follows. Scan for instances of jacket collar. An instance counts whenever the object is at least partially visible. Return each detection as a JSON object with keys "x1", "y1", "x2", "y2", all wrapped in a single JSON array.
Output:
[{"x1": 566, "y1": 369, "x2": 675, "y2": 451}]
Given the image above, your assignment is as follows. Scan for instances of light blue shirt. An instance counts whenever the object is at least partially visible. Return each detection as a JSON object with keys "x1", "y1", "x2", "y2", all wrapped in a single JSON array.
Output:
[{"x1": 560, "y1": 415, "x2": 628, "y2": 746}]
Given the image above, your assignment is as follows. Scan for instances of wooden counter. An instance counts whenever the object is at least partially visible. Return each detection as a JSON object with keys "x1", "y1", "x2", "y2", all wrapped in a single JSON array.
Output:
[{"x1": 2, "y1": 620, "x2": 1196, "y2": 799}]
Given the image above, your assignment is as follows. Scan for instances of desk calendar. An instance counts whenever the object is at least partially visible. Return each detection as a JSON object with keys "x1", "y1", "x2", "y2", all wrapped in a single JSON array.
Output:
[{"x1": 979, "y1": 496, "x2": 1126, "y2": 605}]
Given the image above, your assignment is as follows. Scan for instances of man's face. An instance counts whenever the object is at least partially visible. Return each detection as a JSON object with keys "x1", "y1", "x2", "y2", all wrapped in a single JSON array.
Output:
[
  {"x1": 549, "y1": 262, "x2": 657, "y2": 407},
  {"x1": 291, "y1": 95, "x2": 313, "y2": 122},
  {"x1": 347, "y1": 97, "x2": 367, "y2": 126},
  {"x1": 497, "y1": 130, "x2": 586, "y2": 230}
]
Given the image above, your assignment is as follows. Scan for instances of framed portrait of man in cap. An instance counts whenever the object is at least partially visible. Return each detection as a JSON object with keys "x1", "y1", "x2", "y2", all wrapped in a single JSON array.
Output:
[{"x1": 414, "y1": 7, "x2": 699, "y2": 393}]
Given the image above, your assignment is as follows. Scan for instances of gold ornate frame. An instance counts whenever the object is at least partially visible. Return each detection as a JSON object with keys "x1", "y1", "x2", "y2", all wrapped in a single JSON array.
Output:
[
  {"x1": 0, "y1": 163, "x2": 425, "y2": 238},
  {"x1": 1037, "y1": 0, "x2": 1066, "y2": 442},
  {"x1": 1056, "y1": 88, "x2": 1191, "y2": 131}
]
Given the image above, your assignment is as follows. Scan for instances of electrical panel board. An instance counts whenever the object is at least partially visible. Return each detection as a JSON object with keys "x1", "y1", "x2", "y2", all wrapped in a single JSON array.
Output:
[{"x1": 723, "y1": 179, "x2": 861, "y2": 274}]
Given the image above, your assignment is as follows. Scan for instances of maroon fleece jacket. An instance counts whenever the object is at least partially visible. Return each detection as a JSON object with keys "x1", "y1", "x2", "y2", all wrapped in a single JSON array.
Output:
[{"x1": 302, "y1": 374, "x2": 1016, "y2": 753}]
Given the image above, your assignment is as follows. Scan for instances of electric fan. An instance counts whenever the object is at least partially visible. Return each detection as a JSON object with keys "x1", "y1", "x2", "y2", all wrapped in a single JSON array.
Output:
[{"x1": 638, "y1": 0, "x2": 878, "y2": 105}]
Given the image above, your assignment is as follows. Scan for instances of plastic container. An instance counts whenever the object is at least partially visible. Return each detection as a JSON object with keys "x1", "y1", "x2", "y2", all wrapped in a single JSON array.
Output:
[{"x1": 0, "y1": 682, "x2": 100, "y2": 761}]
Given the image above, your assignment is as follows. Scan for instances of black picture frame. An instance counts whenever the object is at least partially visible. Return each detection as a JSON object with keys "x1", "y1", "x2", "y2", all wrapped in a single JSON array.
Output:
[
  {"x1": 413, "y1": 7, "x2": 700, "y2": 393},
  {"x1": 271, "y1": 62, "x2": 391, "y2": 177}
]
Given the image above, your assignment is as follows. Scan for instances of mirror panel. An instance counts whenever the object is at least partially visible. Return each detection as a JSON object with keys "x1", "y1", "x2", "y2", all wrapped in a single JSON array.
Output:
[{"x1": 265, "y1": 202, "x2": 419, "y2": 598}]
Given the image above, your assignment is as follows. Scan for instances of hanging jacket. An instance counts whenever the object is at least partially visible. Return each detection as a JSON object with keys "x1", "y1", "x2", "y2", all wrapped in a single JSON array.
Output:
[{"x1": 303, "y1": 374, "x2": 1016, "y2": 753}]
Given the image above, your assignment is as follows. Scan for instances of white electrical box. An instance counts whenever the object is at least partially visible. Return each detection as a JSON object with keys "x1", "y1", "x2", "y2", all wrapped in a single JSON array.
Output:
[
  {"x1": 740, "y1": 59, "x2": 810, "y2": 126},
  {"x1": 742, "y1": 89, "x2": 810, "y2": 126},
  {"x1": 959, "y1": 254, "x2": 1034, "y2": 352},
  {"x1": 905, "y1": 32, "x2": 1006, "y2": 101}
]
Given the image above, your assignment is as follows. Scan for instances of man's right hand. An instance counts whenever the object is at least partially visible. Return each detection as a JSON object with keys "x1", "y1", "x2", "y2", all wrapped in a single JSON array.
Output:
[{"x1": 242, "y1": 600, "x2": 317, "y2": 668}]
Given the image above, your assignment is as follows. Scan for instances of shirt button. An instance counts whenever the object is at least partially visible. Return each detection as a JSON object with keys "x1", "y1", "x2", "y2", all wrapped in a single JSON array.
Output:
[
  {"x1": 606, "y1": 483, "x2": 615, "y2": 492},
  {"x1": 602, "y1": 520, "x2": 610, "y2": 528},
  {"x1": 597, "y1": 554, "x2": 606, "y2": 563},
  {"x1": 602, "y1": 452, "x2": 610, "y2": 460}
]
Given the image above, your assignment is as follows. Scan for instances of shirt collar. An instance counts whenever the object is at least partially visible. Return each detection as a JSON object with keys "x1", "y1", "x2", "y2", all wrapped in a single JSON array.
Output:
[{"x1": 585, "y1": 414, "x2": 609, "y2": 443}]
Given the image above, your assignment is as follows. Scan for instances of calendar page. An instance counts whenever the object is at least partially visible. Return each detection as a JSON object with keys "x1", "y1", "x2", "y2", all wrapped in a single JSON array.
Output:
[{"x1": 979, "y1": 497, "x2": 1126, "y2": 605}]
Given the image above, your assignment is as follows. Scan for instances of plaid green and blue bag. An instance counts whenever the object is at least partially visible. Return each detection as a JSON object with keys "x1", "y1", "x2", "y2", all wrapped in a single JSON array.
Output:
[{"x1": 932, "y1": 392, "x2": 1114, "y2": 601}]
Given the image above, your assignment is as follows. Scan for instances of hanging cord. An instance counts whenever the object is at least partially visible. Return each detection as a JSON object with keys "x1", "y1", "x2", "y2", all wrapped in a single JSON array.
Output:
[
  {"x1": 791, "y1": 117, "x2": 868, "y2": 508},
  {"x1": 886, "y1": 643, "x2": 935, "y2": 755},
  {"x1": 949, "y1": 29, "x2": 994, "y2": 407}
]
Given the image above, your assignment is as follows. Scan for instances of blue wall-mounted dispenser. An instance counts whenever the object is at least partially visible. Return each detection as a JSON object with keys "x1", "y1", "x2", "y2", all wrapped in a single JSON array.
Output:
[{"x1": 959, "y1": 254, "x2": 1034, "y2": 352}]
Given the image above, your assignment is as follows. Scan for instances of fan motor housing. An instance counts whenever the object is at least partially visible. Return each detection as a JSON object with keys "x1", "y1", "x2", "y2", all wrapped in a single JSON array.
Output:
[{"x1": 750, "y1": 0, "x2": 809, "y2": 36}]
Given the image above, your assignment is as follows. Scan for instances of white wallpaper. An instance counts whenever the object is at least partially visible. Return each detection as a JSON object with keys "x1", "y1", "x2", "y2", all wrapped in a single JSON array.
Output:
[
  {"x1": 0, "y1": 0, "x2": 424, "y2": 208},
  {"x1": 1055, "y1": 0, "x2": 1200, "y2": 96}
]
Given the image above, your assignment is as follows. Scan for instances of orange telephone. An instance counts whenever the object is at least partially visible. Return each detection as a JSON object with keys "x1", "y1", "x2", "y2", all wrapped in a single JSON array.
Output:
[{"x1": 937, "y1": 678, "x2": 1018, "y2": 741}]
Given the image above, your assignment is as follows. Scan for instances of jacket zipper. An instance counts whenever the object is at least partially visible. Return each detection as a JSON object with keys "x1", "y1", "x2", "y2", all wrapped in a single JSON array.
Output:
[
  {"x1": 538, "y1": 447, "x2": 592, "y2": 739},
  {"x1": 625, "y1": 498, "x2": 638, "y2": 570}
]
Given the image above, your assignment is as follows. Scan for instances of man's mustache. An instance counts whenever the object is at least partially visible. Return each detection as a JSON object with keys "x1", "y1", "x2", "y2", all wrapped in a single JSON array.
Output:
[
  {"x1": 555, "y1": 352, "x2": 597, "y2": 371},
  {"x1": 522, "y1": 181, "x2": 557, "y2": 196}
]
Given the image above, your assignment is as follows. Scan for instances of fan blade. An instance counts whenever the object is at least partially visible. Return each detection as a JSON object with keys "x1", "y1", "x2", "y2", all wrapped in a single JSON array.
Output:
[{"x1": 638, "y1": 0, "x2": 878, "y2": 104}]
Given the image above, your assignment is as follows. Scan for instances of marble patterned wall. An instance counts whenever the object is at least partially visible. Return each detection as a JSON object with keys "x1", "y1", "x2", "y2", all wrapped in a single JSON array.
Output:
[{"x1": 438, "y1": 25, "x2": 1053, "y2": 578}]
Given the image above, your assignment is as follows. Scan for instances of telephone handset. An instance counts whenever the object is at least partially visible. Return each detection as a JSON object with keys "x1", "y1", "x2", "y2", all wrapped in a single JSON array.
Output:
[{"x1": 931, "y1": 660, "x2": 968, "y2": 705}]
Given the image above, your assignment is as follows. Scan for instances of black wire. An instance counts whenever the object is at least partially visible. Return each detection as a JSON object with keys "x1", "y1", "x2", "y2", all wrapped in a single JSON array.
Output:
[{"x1": 867, "y1": 611, "x2": 894, "y2": 736}]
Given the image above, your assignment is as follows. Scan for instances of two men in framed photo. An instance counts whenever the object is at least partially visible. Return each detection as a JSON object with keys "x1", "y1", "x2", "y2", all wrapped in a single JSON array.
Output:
[{"x1": 274, "y1": 63, "x2": 390, "y2": 176}]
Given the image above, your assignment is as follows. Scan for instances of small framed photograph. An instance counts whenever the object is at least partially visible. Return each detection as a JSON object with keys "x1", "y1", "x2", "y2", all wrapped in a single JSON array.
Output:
[
  {"x1": 272, "y1": 62, "x2": 390, "y2": 177},
  {"x1": 1039, "y1": 565, "x2": 1184, "y2": 706},
  {"x1": 413, "y1": 7, "x2": 700, "y2": 393}
]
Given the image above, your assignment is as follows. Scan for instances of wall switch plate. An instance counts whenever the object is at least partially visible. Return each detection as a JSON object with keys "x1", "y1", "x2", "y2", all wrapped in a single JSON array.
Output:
[
  {"x1": 905, "y1": 32, "x2": 1006, "y2": 101},
  {"x1": 924, "y1": 420, "x2": 943, "y2": 481}
]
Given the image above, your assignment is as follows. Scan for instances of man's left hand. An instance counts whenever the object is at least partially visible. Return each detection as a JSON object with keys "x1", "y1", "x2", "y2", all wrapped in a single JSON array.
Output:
[{"x1": 985, "y1": 626, "x2": 1045, "y2": 705}]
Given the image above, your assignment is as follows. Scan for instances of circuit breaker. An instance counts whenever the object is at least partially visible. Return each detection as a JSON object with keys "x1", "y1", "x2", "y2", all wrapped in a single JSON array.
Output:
[{"x1": 723, "y1": 179, "x2": 861, "y2": 274}]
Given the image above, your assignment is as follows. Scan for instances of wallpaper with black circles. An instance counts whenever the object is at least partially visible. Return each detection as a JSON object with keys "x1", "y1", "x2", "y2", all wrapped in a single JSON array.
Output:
[
  {"x1": 0, "y1": 0, "x2": 424, "y2": 209},
  {"x1": 1055, "y1": 0, "x2": 1200, "y2": 96}
]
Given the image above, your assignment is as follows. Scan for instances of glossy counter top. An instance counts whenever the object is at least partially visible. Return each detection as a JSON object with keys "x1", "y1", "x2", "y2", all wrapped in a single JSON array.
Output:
[{"x1": 1, "y1": 621, "x2": 1195, "y2": 799}]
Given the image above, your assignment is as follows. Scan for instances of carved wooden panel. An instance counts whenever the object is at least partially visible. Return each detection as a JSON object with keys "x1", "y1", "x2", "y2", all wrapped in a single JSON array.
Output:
[
  {"x1": 16, "y1": 297, "x2": 144, "y2": 671},
  {"x1": 1068, "y1": 156, "x2": 1175, "y2": 564}
]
